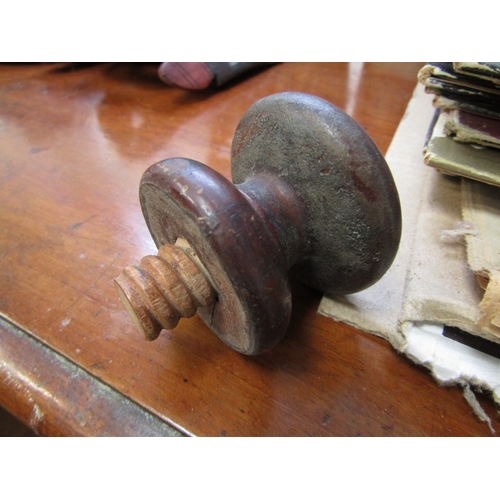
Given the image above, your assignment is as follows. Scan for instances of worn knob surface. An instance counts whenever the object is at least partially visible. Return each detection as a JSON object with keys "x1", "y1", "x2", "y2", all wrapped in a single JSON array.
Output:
[{"x1": 115, "y1": 92, "x2": 401, "y2": 355}]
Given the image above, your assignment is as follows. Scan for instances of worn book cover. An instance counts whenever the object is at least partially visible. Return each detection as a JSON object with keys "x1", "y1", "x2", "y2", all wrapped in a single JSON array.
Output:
[
  {"x1": 454, "y1": 62, "x2": 500, "y2": 85},
  {"x1": 418, "y1": 62, "x2": 500, "y2": 119},
  {"x1": 418, "y1": 62, "x2": 500, "y2": 91},
  {"x1": 423, "y1": 110, "x2": 500, "y2": 187},
  {"x1": 433, "y1": 95, "x2": 500, "y2": 120},
  {"x1": 443, "y1": 109, "x2": 500, "y2": 149}
]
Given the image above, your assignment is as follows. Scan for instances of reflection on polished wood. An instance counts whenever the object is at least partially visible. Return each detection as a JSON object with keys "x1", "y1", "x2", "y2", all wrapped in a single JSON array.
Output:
[{"x1": 0, "y1": 62, "x2": 498, "y2": 436}]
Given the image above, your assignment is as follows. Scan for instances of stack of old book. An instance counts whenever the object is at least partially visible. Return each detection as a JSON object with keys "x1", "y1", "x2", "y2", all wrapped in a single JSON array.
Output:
[
  {"x1": 418, "y1": 62, "x2": 500, "y2": 344},
  {"x1": 419, "y1": 62, "x2": 500, "y2": 187}
]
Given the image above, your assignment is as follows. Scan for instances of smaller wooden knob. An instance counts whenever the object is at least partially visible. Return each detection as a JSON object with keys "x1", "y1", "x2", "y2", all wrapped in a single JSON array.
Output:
[{"x1": 115, "y1": 92, "x2": 401, "y2": 355}]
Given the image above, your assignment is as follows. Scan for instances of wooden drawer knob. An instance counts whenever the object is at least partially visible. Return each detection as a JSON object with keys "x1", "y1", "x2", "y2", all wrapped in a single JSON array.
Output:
[{"x1": 115, "y1": 92, "x2": 401, "y2": 355}]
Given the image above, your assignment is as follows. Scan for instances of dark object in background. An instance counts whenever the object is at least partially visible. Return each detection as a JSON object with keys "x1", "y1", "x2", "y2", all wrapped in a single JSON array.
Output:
[{"x1": 158, "y1": 62, "x2": 272, "y2": 90}]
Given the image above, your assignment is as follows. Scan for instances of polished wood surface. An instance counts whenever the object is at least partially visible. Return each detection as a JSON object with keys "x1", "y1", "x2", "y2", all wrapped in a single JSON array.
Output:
[{"x1": 1, "y1": 62, "x2": 498, "y2": 436}]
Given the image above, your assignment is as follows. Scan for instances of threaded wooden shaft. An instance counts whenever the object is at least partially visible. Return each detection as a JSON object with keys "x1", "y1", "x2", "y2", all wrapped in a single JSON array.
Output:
[{"x1": 114, "y1": 243, "x2": 216, "y2": 341}]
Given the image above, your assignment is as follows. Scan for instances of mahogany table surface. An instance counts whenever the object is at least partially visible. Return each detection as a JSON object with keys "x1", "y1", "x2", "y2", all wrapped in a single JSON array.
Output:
[{"x1": 1, "y1": 62, "x2": 498, "y2": 436}]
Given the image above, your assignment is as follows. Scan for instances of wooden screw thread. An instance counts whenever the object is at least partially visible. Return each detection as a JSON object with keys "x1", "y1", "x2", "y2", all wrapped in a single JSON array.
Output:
[{"x1": 114, "y1": 243, "x2": 216, "y2": 341}]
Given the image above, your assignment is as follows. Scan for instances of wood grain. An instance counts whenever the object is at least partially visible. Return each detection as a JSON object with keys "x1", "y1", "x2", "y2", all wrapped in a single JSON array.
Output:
[{"x1": 0, "y1": 62, "x2": 498, "y2": 436}]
